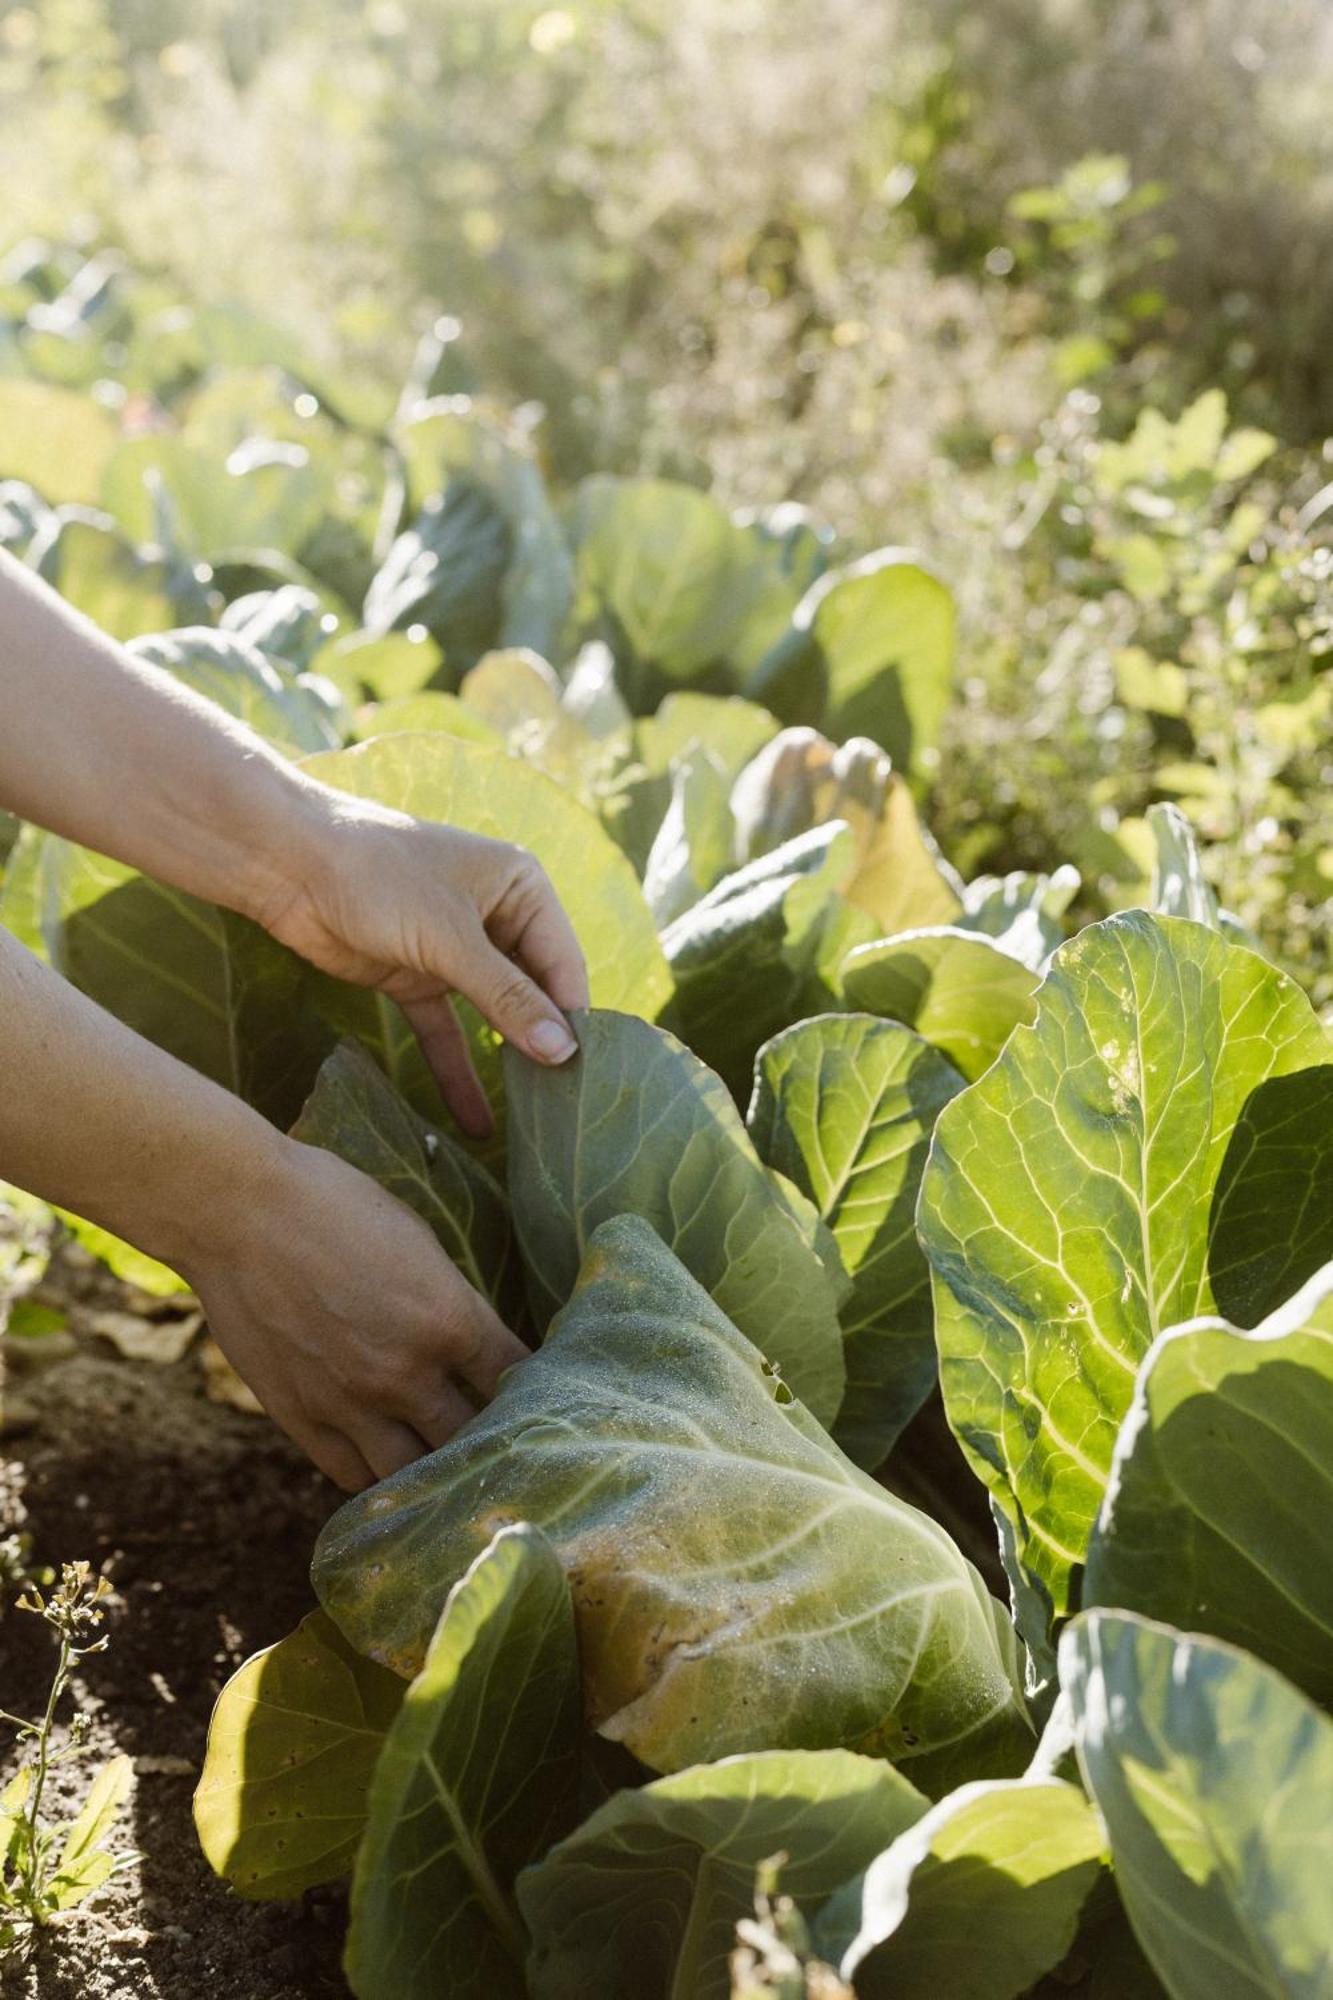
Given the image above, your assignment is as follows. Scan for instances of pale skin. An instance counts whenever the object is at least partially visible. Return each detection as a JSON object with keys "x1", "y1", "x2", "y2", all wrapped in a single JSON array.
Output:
[{"x1": 0, "y1": 548, "x2": 590, "y2": 1491}]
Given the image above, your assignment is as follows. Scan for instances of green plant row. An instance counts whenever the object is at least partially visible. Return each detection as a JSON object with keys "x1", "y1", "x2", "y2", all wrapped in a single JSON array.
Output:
[{"x1": 1, "y1": 245, "x2": 1330, "y2": 1998}]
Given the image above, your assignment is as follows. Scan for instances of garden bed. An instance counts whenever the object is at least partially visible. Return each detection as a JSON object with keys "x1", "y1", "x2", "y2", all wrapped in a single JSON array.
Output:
[{"x1": 0, "y1": 1306, "x2": 343, "y2": 1999}]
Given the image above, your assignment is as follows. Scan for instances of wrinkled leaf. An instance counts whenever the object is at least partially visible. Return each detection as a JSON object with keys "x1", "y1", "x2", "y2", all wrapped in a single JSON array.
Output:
[
  {"x1": 345, "y1": 1525, "x2": 582, "y2": 2000},
  {"x1": 749, "y1": 1015, "x2": 965, "y2": 1466},
  {"x1": 504, "y1": 1009, "x2": 846, "y2": 1426},
  {"x1": 518, "y1": 1750, "x2": 929, "y2": 2000},
  {"x1": 315, "y1": 1218, "x2": 1030, "y2": 1788}
]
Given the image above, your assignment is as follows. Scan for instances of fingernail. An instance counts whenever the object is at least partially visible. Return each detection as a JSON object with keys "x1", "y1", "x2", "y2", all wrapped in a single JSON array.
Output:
[{"x1": 528, "y1": 1018, "x2": 578, "y2": 1063}]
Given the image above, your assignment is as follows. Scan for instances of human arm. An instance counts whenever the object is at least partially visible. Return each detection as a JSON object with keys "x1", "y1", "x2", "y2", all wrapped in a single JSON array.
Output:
[
  {"x1": 0, "y1": 548, "x2": 588, "y2": 1133},
  {"x1": 0, "y1": 922, "x2": 528, "y2": 1490},
  {"x1": 0, "y1": 551, "x2": 592, "y2": 1487}
]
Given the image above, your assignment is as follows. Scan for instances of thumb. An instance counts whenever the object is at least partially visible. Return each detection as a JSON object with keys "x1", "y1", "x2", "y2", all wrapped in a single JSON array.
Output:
[{"x1": 457, "y1": 933, "x2": 579, "y2": 1066}]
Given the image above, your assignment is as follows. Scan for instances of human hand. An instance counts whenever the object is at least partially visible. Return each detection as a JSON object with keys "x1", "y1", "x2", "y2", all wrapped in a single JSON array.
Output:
[
  {"x1": 261, "y1": 792, "x2": 591, "y2": 1136},
  {"x1": 184, "y1": 1131, "x2": 530, "y2": 1491}
]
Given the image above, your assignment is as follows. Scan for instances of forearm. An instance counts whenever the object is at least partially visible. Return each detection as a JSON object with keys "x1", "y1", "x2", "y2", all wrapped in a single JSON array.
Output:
[
  {"x1": 0, "y1": 549, "x2": 329, "y2": 923},
  {"x1": 0, "y1": 918, "x2": 287, "y2": 1276}
]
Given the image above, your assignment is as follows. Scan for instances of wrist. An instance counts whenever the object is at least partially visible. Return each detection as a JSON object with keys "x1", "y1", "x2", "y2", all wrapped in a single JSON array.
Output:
[
  {"x1": 131, "y1": 1095, "x2": 298, "y2": 1284},
  {"x1": 241, "y1": 780, "x2": 417, "y2": 942},
  {"x1": 224, "y1": 766, "x2": 342, "y2": 932}
]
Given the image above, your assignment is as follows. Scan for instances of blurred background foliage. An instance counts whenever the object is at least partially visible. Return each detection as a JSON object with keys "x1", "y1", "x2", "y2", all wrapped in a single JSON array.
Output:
[{"x1": 1, "y1": 0, "x2": 1329, "y2": 997}]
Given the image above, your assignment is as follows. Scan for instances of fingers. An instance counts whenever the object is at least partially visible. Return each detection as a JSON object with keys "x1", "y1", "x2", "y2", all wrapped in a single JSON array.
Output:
[
  {"x1": 448, "y1": 1290, "x2": 531, "y2": 1402},
  {"x1": 455, "y1": 932, "x2": 579, "y2": 1067},
  {"x1": 306, "y1": 1426, "x2": 378, "y2": 1494},
  {"x1": 353, "y1": 1414, "x2": 435, "y2": 1485},
  {"x1": 400, "y1": 991, "x2": 494, "y2": 1138},
  {"x1": 415, "y1": 1380, "x2": 481, "y2": 1451},
  {"x1": 496, "y1": 868, "x2": 591, "y2": 1013}
]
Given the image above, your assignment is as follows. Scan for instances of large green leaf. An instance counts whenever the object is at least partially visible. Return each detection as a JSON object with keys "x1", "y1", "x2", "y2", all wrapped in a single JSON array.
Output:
[
  {"x1": 504, "y1": 1009, "x2": 847, "y2": 1426},
  {"x1": 100, "y1": 434, "x2": 330, "y2": 562},
  {"x1": 193, "y1": 1609, "x2": 404, "y2": 1899},
  {"x1": 344, "y1": 1525, "x2": 582, "y2": 2000},
  {"x1": 635, "y1": 692, "x2": 779, "y2": 787},
  {"x1": 130, "y1": 626, "x2": 341, "y2": 754},
  {"x1": 751, "y1": 551, "x2": 955, "y2": 778},
  {"x1": 314, "y1": 1218, "x2": 1031, "y2": 1788},
  {"x1": 310, "y1": 627, "x2": 443, "y2": 705},
  {"x1": 1206, "y1": 1066, "x2": 1333, "y2": 1325},
  {"x1": 292, "y1": 1041, "x2": 524, "y2": 1323},
  {"x1": 662, "y1": 823, "x2": 863, "y2": 1098},
  {"x1": 1062, "y1": 1610, "x2": 1333, "y2": 2000},
  {"x1": 354, "y1": 690, "x2": 501, "y2": 746},
  {"x1": 918, "y1": 912, "x2": 1331, "y2": 1616},
  {"x1": 0, "y1": 379, "x2": 118, "y2": 504},
  {"x1": 570, "y1": 477, "x2": 800, "y2": 700},
  {"x1": 824, "y1": 1776, "x2": 1105, "y2": 2000},
  {"x1": 1083, "y1": 1263, "x2": 1333, "y2": 1706},
  {"x1": 842, "y1": 929, "x2": 1039, "y2": 1082},
  {"x1": 750, "y1": 1015, "x2": 966, "y2": 1467},
  {"x1": 460, "y1": 649, "x2": 615, "y2": 803},
  {"x1": 395, "y1": 397, "x2": 573, "y2": 660},
  {"x1": 363, "y1": 481, "x2": 512, "y2": 676},
  {"x1": 9, "y1": 835, "x2": 331, "y2": 1125},
  {"x1": 517, "y1": 1750, "x2": 929, "y2": 2000}
]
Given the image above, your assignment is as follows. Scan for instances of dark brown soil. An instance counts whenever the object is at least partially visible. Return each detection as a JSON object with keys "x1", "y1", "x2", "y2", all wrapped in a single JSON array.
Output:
[{"x1": 0, "y1": 1321, "x2": 350, "y2": 1999}]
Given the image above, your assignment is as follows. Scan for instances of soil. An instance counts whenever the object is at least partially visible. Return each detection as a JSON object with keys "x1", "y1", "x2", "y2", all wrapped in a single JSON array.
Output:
[{"x1": 0, "y1": 1253, "x2": 351, "y2": 1999}]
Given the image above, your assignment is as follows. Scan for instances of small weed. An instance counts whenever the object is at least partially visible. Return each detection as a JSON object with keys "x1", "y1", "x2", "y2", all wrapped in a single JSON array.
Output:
[{"x1": 0, "y1": 1561, "x2": 135, "y2": 1957}]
